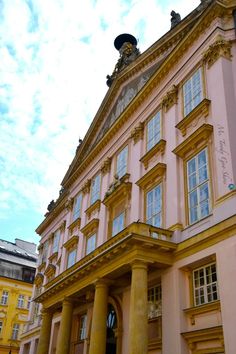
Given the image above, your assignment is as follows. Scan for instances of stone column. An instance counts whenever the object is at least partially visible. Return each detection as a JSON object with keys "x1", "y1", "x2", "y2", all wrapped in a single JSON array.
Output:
[
  {"x1": 56, "y1": 299, "x2": 74, "y2": 354},
  {"x1": 89, "y1": 280, "x2": 108, "y2": 354},
  {"x1": 37, "y1": 309, "x2": 53, "y2": 354},
  {"x1": 128, "y1": 261, "x2": 148, "y2": 354}
]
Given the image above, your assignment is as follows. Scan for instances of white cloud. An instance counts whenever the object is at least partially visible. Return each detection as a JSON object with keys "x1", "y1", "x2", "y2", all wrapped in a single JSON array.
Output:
[{"x1": 0, "y1": 0, "x2": 200, "y2": 236}]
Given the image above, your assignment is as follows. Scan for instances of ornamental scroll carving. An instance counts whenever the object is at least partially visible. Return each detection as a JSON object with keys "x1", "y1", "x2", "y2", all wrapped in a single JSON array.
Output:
[
  {"x1": 203, "y1": 35, "x2": 232, "y2": 69},
  {"x1": 161, "y1": 85, "x2": 178, "y2": 112},
  {"x1": 101, "y1": 157, "x2": 112, "y2": 175},
  {"x1": 130, "y1": 122, "x2": 144, "y2": 144},
  {"x1": 82, "y1": 179, "x2": 91, "y2": 195},
  {"x1": 65, "y1": 198, "x2": 73, "y2": 211}
]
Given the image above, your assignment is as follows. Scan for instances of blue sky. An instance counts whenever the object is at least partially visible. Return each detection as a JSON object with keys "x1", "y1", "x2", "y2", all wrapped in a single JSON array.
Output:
[{"x1": 0, "y1": 0, "x2": 199, "y2": 245}]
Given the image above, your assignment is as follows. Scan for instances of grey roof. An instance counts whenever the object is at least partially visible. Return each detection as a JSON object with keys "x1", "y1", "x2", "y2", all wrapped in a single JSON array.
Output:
[{"x1": 0, "y1": 238, "x2": 38, "y2": 268}]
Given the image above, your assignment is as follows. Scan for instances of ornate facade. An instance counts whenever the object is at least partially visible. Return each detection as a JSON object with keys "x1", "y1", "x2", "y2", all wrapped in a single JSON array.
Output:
[{"x1": 20, "y1": 1, "x2": 236, "y2": 353}]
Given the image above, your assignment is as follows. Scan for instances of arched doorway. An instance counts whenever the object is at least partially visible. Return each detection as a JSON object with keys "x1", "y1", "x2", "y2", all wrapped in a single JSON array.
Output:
[{"x1": 106, "y1": 304, "x2": 117, "y2": 354}]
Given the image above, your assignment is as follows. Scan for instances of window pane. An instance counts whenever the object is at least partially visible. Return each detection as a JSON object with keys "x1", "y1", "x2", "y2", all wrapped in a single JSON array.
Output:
[
  {"x1": 146, "y1": 184, "x2": 162, "y2": 227},
  {"x1": 73, "y1": 194, "x2": 82, "y2": 221},
  {"x1": 183, "y1": 68, "x2": 202, "y2": 116},
  {"x1": 86, "y1": 234, "x2": 96, "y2": 255},
  {"x1": 91, "y1": 174, "x2": 101, "y2": 204},
  {"x1": 147, "y1": 111, "x2": 161, "y2": 151},
  {"x1": 67, "y1": 249, "x2": 76, "y2": 268},
  {"x1": 112, "y1": 212, "x2": 125, "y2": 236},
  {"x1": 117, "y1": 146, "x2": 128, "y2": 178}
]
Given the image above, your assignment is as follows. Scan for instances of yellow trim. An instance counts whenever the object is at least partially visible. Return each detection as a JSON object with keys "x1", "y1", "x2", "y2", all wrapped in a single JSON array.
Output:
[
  {"x1": 174, "y1": 214, "x2": 236, "y2": 260},
  {"x1": 184, "y1": 300, "x2": 221, "y2": 325},
  {"x1": 48, "y1": 251, "x2": 58, "y2": 263},
  {"x1": 44, "y1": 264, "x2": 56, "y2": 278},
  {"x1": 63, "y1": 235, "x2": 79, "y2": 250},
  {"x1": 140, "y1": 139, "x2": 166, "y2": 169},
  {"x1": 136, "y1": 163, "x2": 166, "y2": 190},
  {"x1": 215, "y1": 189, "x2": 236, "y2": 205},
  {"x1": 80, "y1": 218, "x2": 99, "y2": 236},
  {"x1": 85, "y1": 199, "x2": 101, "y2": 219},
  {"x1": 173, "y1": 124, "x2": 213, "y2": 159},
  {"x1": 103, "y1": 182, "x2": 132, "y2": 208},
  {"x1": 176, "y1": 98, "x2": 211, "y2": 137},
  {"x1": 168, "y1": 223, "x2": 184, "y2": 231},
  {"x1": 68, "y1": 217, "x2": 81, "y2": 231}
]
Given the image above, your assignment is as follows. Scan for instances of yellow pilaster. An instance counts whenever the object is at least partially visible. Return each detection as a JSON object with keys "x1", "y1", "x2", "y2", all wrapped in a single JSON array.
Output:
[
  {"x1": 37, "y1": 308, "x2": 53, "y2": 354},
  {"x1": 89, "y1": 280, "x2": 108, "y2": 354},
  {"x1": 56, "y1": 299, "x2": 73, "y2": 354},
  {"x1": 129, "y1": 261, "x2": 148, "y2": 354}
]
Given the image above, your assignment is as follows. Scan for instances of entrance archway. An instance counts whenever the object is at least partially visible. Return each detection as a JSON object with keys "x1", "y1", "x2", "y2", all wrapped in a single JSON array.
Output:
[{"x1": 106, "y1": 304, "x2": 117, "y2": 354}]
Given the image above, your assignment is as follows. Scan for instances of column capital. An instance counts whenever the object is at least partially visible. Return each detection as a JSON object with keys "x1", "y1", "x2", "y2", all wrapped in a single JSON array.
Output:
[
  {"x1": 61, "y1": 297, "x2": 74, "y2": 307},
  {"x1": 130, "y1": 260, "x2": 148, "y2": 271},
  {"x1": 94, "y1": 278, "x2": 112, "y2": 289},
  {"x1": 41, "y1": 307, "x2": 53, "y2": 317}
]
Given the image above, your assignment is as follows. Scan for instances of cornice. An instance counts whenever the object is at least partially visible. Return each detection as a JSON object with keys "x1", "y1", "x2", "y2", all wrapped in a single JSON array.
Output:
[
  {"x1": 136, "y1": 163, "x2": 166, "y2": 190},
  {"x1": 102, "y1": 182, "x2": 132, "y2": 208},
  {"x1": 181, "y1": 325, "x2": 224, "y2": 351},
  {"x1": 140, "y1": 140, "x2": 166, "y2": 169},
  {"x1": 85, "y1": 199, "x2": 101, "y2": 219},
  {"x1": 48, "y1": 251, "x2": 58, "y2": 263},
  {"x1": 176, "y1": 99, "x2": 211, "y2": 137},
  {"x1": 172, "y1": 124, "x2": 213, "y2": 159},
  {"x1": 67, "y1": 217, "x2": 81, "y2": 231},
  {"x1": 63, "y1": 235, "x2": 79, "y2": 250},
  {"x1": 203, "y1": 34, "x2": 233, "y2": 68},
  {"x1": 184, "y1": 300, "x2": 221, "y2": 325},
  {"x1": 44, "y1": 263, "x2": 56, "y2": 278},
  {"x1": 80, "y1": 218, "x2": 99, "y2": 236},
  {"x1": 34, "y1": 273, "x2": 44, "y2": 286}
]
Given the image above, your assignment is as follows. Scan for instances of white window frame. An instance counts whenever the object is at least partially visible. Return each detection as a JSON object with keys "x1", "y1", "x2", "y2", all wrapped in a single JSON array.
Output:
[
  {"x1": 148, "y1": 284, "x2": 162, "y2": 319},
  {"x1": 52, "y1": 229, "x2": 60, "y2": 253},
  {"x1": 86, "y1": 233, "x2": 96, "y2": 255},
  {"x1": 187, "y1": 148, "x2": 211, "y2": 225},
  {"x1": 12, "y1": 323, "x2": 20, "y2": 340},
  {"x1": 73, "y1": 193, "x2": 82, "y2": 221},
  {"x1": 146, "y1": 184, "x2": 162, "y2": 227},
  {"x1": 1, "y1": 290, "x2": 8, "y2": 305},
  {"x1": 90, "y1": 174, "x2": 101, "y2": 205},
  {"x1": 67, "y1": 249, "x2": 77, "y2": 269},
  {"x1": 116, "y1": 146, "x2": 128, "y2": 179},
  {"x1": 183, "y1": 67, "x2": 203, "y2": 116},
  {"x1": 112, "y1": 211, "x2": 125, "y2": 236},
  {"x1": 147, "y1": 110, "x2": 161, "y2": 151},
  {"x1": 193, "y1": 263, "x2": 219, "y2": 306},
  {"x1": 17, "y1": 294, "x2": 25, "y2": 308},
  {"x1": 79, "y1": 314, "x2": 87, "y2": 340}
]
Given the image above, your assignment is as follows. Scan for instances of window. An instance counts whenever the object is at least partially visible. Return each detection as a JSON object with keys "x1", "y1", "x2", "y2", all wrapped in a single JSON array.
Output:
[
  {"x1": 86, "y1": 233, "x2": 96, "y2": 255},
  {"x1": 67, "y1": 249, "x2": 77, "y2": 268},
  {"x1": 0, "y1": 321, "x2": 3, "y2": 335},
  {"x1": 187, "y1": 148, "x2": 210, "y2": 224},
  {"x1": 146, "y1": 184, "x2": 162, "y2": 227},
  {"x1": 73, "y1": 193, "x2": 82, "y2": 221},
  {"x1": 90, "y1": 174, "x2": 101, "y2": 205},
  {"x1": 148, "y1": 285, "x2": 162, "y2": 319},
  {"x1": 193, "y1": 263, "x2": 218, "y2": 306},
  {"x1": 1, "y1": 290, "x2": 8, "y2": 305},
  {"x1": 116, "y1": 146, "x2": 128, "y2": 178},
  {"x1": 27, "y1": 296, "x2": 31, "y2": 310},
  {"x1": 52, "y1": 229, "x2": 60, "y2": 253},
  {"x1": 17, "y1": 294, "x2": 24, "y2": 308},
  {"x1": 147, "y1": 110, "x2": 161, "y2": 151},
  {"x1": 79, "y1": 314, "x2": 87, "y2": 340},
  {"x1": 12, "y1": 323, "x2": 20, "y2": 340},
  {"x1": 112, "y1": 211, "x2": 125, "y2": 236},
  {"x1": 183, "y1": 68, "x2": 203, "y2": 116},
  {"x1": 42, "y1": 240, "x2": 49, "y2": 263}
]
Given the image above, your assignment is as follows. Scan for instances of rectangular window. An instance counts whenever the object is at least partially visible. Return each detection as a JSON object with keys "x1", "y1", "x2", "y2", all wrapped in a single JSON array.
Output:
[
  {"x1": 116, "y1": 146, "x2": 128, "y2": 179},
  {"x1": 86, "y1": 234, "x2": 96, "y2": 255},
  {"x1": 17, "y1": 294, "x2": 24, "y2": 308},
  {"x1": 183, "y1": 68, "x2": 203, "y2": 116},
  {"x1": 193, "y1": 263, "x2": 218, "y2": 306},
  {"x1": 90, "y1": 174, "x2": 101, "y2": 205},
  {"x1": 42, "y1": 240, "x2": 49, "y2": 263},
  {"x1": 67, "y1": 249, "x2": 77, "y2": 268},
  {"x1": 0, "y1": 321, "x2": 3, "y2": 335},
  {"x1": 52, "y1": 229, "x2": 60, "y2": 253},
  {"x1": 79, "y1": 314, "x2": 87, "y2": 340},
  {"x1": 146, "y1": 184, "x2": 162, "y2": 227},
  {"x1": 27, "y1": 297, "x2": 31, "y2": 310},
  {"x1": 12, "y1": 323, "x2": 20, "y2": 340},
  {"x1": 73, "y1": 193, "x2": 82, "y2": 221},
  {"x1": 112, "y1": 212, "x2": 125, "y2": 236},
  {"x1": 147, "y1": 110, "x2": 161, "y2": 151},
  {"x1": 148, "y1": 285, "x2": 162, "y2": 319},
  {"x1": 187, "y1": 148, "x2": 210, "y2": 224},
  {"x1": 1, "y1": 290, "x2": 8, "y2": 305}
]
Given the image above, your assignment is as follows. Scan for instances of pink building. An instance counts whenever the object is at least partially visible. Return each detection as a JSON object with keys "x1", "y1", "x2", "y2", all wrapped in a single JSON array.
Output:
[{"x1": 20, "y1": 0, "x2": 236, "y2": 353}]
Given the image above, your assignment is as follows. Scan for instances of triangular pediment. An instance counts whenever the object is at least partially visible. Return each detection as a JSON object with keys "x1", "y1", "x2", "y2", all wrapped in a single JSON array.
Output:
[{"x1": 61, "y1": 0, "x2": 218, "y2": 188}]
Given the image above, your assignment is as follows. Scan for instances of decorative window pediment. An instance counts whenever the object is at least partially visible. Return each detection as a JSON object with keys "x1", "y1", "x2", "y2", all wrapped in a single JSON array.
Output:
[
  {"x1": 63, "y1": 235, "x2": 79, "y2": 250},
  {"x1": 140, "y1": 139, "x2": 166, "y2": 169},
  {"x1": 203, "y1": 35, "x2": 232, "y2": 69},
  {"x1": 85, "y1": 199, "x2": 101, "y2": 219},
  {"x1": 103, "y1": 179, "x2": 132, "y2": 208},
  {"x1": 34, "y1": 273, "x2": 44, "y2": 286},
  {"x1": 172, "y1": 124, "x2": 213, "y2": 159},
  {"x1": 136, "y1": 163, "x2": 166, "y2": 190},
  {"x1": 44, "y1": 264, "x2": 56, "y2": 278},
  {"x1": 81, "y1": 218, "x2": 99, "y2": 236}
]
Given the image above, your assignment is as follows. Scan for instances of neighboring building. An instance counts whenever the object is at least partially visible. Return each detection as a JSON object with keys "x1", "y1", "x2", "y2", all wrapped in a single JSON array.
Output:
[
  {"x1": 0, "y1": 239, "x2": 37, "y2": 354},
  {"x1": 20, "y1": 0, "x2": 236, "y2": 354}
]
